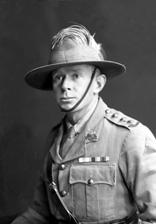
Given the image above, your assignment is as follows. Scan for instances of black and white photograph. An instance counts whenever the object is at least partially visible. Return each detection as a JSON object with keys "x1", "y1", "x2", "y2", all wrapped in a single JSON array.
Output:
[{"x1": 0, "y1": 0, "x2": 156, "y2": 223}]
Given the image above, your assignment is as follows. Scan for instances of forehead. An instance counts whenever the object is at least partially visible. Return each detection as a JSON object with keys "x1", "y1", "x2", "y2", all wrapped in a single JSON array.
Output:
[{"x1": 53, "y1": 64, "x2": 94, "y2": 74}]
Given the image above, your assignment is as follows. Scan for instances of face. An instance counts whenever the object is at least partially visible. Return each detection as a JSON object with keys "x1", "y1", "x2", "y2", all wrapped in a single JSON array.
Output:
[{"x1": 52, "y1": 64, "x2": 100, "y2": 113}]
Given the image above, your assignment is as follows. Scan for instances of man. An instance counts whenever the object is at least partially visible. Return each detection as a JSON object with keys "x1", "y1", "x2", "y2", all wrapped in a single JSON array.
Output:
[{"x1": 12, "y1": 24, "x2": 156, "y2": 224}]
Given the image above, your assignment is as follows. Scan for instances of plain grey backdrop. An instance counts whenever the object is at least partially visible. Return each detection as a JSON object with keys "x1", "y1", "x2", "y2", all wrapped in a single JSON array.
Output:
[{"x1": 0, "y1": 0, "x2": 156, "y2": 217}]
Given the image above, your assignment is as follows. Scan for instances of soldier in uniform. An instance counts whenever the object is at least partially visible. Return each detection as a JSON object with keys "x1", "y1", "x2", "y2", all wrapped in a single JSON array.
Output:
[{"x1": 11, "y1": 24, "x2": 156, "y2": 224}]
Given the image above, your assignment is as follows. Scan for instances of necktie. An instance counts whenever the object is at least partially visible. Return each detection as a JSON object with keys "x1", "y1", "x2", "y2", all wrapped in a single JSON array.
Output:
[{"x1": 60, "y1": 125, "x2": 76, "y2": 158}]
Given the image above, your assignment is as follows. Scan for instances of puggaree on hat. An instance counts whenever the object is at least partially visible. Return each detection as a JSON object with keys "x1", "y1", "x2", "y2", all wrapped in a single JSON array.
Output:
[{"x1": 25, "y1": 24, "x2": 126, "y2": 90}]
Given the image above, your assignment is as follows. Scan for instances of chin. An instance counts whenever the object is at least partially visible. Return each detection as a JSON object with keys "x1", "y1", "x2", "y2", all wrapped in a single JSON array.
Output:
[{"x1": 59, "y1": 104, "x2": 73, "y2": 111}]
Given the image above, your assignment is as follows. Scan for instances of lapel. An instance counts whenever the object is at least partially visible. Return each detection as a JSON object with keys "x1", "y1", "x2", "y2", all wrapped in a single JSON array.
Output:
[
  {"x1": 49, "y1": 120, "x2": 64, "y2": 163},
  {"x1": 50, "y1": 98, "x2": 108, "y2": 163}
]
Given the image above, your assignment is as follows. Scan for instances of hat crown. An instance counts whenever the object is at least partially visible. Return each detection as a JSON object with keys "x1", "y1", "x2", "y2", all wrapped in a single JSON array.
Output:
[
  {"x1": 53, "y1": 38, "x2": 78, "y2": 51},
  {"x1": 49, "y1": 39, "x2": 105, "y2": 65},
  {"x1": 25, "y1": 25, "x2": 126, "y2": 90}
]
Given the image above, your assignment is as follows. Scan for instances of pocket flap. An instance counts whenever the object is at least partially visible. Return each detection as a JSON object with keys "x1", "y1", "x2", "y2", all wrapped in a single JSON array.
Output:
[{"x1": 69, "y1": 164, "x2": 116, "y2": 186}]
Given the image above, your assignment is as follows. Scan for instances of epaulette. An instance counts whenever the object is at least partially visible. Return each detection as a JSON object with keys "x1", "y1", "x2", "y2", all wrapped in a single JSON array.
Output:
[{"x1": 105, "y1": 108, "x2": 139, "y2": 129}]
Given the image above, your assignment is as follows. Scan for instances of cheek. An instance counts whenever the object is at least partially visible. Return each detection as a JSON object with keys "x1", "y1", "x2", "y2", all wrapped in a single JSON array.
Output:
[
  {"x1": 75, "y1": 80, "x2": 88, "y2": 92},
  {"x1": 53, "y1": 83, "x2": 60, "y2": 92},
  {"x1": 53, "y1": 87, "x2": 60, "y2": 99},
  {"x1": 74, "y1": 86, "x2": 85, "y2": 96}
]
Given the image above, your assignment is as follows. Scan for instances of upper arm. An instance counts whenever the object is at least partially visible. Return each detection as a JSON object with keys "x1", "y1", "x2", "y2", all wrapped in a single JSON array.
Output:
[{"x1": 119, "y1": 124, "x2": 156, "y2": 220}]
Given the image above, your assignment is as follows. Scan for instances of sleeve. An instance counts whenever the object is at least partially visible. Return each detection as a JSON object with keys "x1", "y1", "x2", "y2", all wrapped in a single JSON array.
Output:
[
  {"x1": 11, "y1": 172, "x2": 57, "y2": 224},
  {"x1": 119, "y1": 124, "x2": 156, "y2": 222}
]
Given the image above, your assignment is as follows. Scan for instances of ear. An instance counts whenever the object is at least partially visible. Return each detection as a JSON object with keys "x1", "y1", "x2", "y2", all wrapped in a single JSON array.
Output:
[{"x1": 93, "y1": 74, "x2": 107, "y2": 94}]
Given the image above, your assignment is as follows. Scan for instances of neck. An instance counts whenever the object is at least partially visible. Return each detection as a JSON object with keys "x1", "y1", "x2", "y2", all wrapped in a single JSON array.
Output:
[{"x1": 66, "y1": 96, "x2": 99, "y2": 125}]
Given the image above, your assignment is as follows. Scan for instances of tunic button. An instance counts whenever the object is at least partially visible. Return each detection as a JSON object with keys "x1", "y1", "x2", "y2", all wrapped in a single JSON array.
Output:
[
  {"x1": 60, "y1": 164, "x2": 66, "y2": 170},
  {"x1": 60, "y1": 190, "x2": 67, "y2": 197},
  {"x1": 88, "y1": 178, "x2": 94, "y2": 185}
]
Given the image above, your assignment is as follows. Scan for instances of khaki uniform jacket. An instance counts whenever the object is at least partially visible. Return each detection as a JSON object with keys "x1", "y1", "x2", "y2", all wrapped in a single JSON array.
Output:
[{"x1": 12, "y1": 98, "x2": 156, "y2": 224}]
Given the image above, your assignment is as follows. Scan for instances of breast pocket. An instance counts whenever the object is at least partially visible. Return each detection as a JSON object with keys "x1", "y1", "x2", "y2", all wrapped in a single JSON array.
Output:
[{"x1": 69, "y1": 164, "x2": 116, "y2": 221}]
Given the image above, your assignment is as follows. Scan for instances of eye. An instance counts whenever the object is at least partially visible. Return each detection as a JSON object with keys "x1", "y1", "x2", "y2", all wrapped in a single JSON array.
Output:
[
  {"x1": 53, "y1": 74, "x2": 63, "y2": 83},
  {"x1": 72, "y1": 73, "x2": 82, "y2": 79}
]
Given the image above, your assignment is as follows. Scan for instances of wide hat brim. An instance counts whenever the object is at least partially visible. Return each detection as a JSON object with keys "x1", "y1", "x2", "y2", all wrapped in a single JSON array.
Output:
[
  {"x1": 25, "y1": 45, "x2": 126, "y2": 90},
  {"x1": 25, "y1": 61, "x2": 126, "y2": 90}
]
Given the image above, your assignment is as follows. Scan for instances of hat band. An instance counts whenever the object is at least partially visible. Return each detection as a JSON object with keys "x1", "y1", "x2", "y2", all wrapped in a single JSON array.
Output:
[{"x1": 49, "y1": 46, "x2": 104, "y2": 64}]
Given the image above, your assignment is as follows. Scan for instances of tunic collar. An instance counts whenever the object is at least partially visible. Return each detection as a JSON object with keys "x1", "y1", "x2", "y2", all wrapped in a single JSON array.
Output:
[{"x1": 50, "y1": 97, "x2": 108, "y2": 163}]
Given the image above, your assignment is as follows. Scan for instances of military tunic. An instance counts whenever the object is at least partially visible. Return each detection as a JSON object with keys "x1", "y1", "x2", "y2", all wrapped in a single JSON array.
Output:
[{"x1": 11, "y1": 98, "x2": 156, "y2": 223}]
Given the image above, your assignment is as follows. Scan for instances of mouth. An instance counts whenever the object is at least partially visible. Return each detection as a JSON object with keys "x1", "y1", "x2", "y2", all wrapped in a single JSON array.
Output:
[{"x1": 60, "y1": 97, "x2": 75, "y2": 102}]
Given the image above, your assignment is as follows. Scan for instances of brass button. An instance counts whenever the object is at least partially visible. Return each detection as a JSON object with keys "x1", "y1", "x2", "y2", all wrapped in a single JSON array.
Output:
[
  {"x1": 60, "y1": 164, "x2": 66, "y2": 170},
  {"x1": 88, "y1": 178, "x2": 94, "y2": 185},
  {"x1": 60, "y1": 190, "x2": 67, "y2": 197}
]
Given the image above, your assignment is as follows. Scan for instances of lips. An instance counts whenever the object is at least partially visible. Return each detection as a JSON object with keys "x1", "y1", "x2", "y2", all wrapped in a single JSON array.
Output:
[{"x1": 60, "y1": 97, "x2": 75, "y2": 102}]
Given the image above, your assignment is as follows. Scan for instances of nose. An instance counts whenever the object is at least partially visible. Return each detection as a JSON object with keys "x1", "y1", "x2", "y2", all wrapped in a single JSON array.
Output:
[{"x1": 61, "y1": 76, "x2": 72, "y2": 91}]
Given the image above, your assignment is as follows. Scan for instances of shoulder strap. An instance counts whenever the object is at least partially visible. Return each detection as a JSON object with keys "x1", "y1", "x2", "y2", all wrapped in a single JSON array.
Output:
[{"x1": 105, "y1": 108, "x2": 139, "y2": 129}]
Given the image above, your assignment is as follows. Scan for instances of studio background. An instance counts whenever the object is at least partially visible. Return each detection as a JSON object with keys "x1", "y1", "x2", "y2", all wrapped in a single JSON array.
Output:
[{"x1": 1, "y1": 0, "x2": 156, "y2": 218}]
